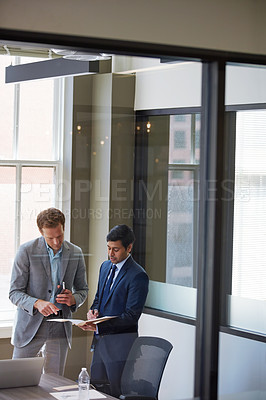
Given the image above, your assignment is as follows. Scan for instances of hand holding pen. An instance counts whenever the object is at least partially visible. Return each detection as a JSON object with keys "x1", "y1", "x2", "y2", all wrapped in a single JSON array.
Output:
[
  {"x1": 79, "y1": 309, "x2": 98, "y2": 331},
  {"x1": 87, "y1": 309, "x2": 99, "y2": 320},
  {"x1": 56, "y1": 281, "x2": 76, "y2": 306}
]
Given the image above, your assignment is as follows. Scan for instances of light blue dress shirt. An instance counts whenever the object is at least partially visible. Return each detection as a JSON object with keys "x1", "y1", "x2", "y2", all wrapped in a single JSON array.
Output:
[
  {"x1": 110, "y1": 254, "x2": 130, "y2": 288},
  {"x1": 45, "y1": 243, "x2": 63, "y2": 307}
]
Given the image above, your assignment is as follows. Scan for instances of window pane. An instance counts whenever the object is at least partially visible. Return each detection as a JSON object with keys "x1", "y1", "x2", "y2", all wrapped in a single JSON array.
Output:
[
  {"x1": 169, "y1": 115, "x2": 192, "y2": 163},
  {"x1": 195, "y1": 113, "x2": 201, "y2": 164},
  {"x1": 0, "y1": 167, "x2": 16, "y2": 320},
  {"x1": 230, "y1": 109, "x2": 266, "y2": 334},
  {"x1": 18, "y1": 79, "x2": 54, "y2": 160},
  {"x1": 0, "y1": 55, "x2": 14, "y2": 159},
  {"x1": 135, "y1": 108, "x2": 201, "y2": 318},
  {"x1": 169, "y1": 114, "x2": 200, "y2": 164},
  {"x1": 167, "y1": 170, "x2": 196, "y2": 287},
  {"x1": 20, "y1": 167, "x2": 56, "y2": 244},
  {"x1": 219, "y1": 63, "x2": 266, "y2": 400}
]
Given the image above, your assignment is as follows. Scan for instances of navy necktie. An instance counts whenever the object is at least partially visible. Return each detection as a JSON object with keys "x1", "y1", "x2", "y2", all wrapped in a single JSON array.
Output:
[{"x1": 100, "y1": 265, "x2": 117, "y2": 313}]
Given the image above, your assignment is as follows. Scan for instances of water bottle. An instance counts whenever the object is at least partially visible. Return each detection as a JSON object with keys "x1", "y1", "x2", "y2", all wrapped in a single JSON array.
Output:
[{"x1": 78, "y1": 367, "x2": 90, "y2": 400}]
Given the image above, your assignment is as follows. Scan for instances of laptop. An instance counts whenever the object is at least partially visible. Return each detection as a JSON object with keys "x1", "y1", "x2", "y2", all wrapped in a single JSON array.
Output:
[{"x1": 0, "y1": 357, "x2": 44, "y2": 389}]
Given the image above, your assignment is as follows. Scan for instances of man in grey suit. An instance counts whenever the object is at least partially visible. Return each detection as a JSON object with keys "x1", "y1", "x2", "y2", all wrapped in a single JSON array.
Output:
[{"x1": 9, "y1": 208, "x2": 88, "y2": 375}]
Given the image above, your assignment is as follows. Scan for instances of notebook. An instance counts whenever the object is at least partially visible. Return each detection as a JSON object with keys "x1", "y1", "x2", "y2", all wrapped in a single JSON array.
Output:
[{"x1": 0, "y1": 357, "x2": 44, "y2": 389}]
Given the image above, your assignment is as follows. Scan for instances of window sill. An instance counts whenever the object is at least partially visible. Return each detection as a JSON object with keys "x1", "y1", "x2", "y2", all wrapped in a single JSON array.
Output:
[{"x1": 0, "y1": 323, "x2": 13, "y2": 339}]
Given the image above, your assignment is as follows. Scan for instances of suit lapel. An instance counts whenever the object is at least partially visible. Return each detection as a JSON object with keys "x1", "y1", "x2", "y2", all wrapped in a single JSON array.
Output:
[
  {"x1": 107, "y1": 256, "x2": 132, "y2": 301},
  {"x1": 37, "y1": 237, "x2": 52, "y2": 280},
  {"x1": 60, "y1": 242, "x2": 70, "y2": 282},
  {"x1": 99, "y1": 261, "x2": 112, "y2": 304}
]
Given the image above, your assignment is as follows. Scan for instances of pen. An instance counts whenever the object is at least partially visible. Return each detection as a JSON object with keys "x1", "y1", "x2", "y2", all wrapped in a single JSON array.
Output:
[{"x1": 62, "y1": 281, "x2": 66, "y2": 290}]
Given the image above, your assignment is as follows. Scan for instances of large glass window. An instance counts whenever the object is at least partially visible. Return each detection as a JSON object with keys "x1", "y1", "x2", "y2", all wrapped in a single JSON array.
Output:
[
  {"x1": 218, "y1": 63, "x2": 266, "y2": 399},
  {"x1": 0, "y1": 56, "x2": 14, "y2": 160},
  {"x1": 167, "y1": 114, "x2": 200, "y2": 288},
  {"x1": 233, "y1": 110, "x2": 266, "y2": 302},
  {"x1": 0, "y1": 55, "x2": 63, "y2": 326},
  {"x1": 0, "y1": 167, "x2": 16, "y2": 325},
  {"x1": 18, "y1": 79, "x2": 55, "y2": 160},
  {"x1": 223, "y1": 64, "x2": 266, "y2": 336},
  {"x1": 20, "y1": 166, "x2": 56, "y2": 243},
  {"x1": 2, "y1": 38, "x2": 266, "y2": 399},
  {"x1": 134, "y1": 106, "x2": 201, "y2": 319},
  {"x1": 230, "y1": 109, "x2": 266, "y2": 334}
]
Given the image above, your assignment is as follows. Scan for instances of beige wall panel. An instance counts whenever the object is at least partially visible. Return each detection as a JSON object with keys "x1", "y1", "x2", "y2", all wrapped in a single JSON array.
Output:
[
  {"x1": 0, "y1": 339, "x2": 13, "y2": 360},
  {"x1": 1, "y1": 0, "x2": 266, "y2": 55}
]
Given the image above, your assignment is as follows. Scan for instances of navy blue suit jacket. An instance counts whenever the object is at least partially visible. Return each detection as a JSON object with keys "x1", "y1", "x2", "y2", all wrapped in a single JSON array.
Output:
[{"x1": 91, "y1": 255, "x2": 149, "y2": 335}]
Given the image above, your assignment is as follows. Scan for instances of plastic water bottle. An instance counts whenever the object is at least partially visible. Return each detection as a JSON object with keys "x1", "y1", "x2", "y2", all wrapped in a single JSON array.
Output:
[{"x1": 78, "y1": 367, "x2": 90, "y2": 400}]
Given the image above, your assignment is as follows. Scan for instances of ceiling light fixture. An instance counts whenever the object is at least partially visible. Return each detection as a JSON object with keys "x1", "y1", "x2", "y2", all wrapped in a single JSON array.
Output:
[{"x1": 51, "y1": 49, "x2": 111, "y2": 61}]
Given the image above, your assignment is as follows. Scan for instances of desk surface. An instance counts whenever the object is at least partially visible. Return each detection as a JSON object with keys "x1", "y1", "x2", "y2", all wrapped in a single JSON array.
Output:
[{"x1": 0, "y1": 373, "x2": 118, "y2": 400}]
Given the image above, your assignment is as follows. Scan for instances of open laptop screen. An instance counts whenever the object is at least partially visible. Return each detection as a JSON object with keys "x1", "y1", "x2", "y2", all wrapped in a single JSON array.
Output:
[{"x1": 0, "y1": 357, "x2": 44, "y2": 389}]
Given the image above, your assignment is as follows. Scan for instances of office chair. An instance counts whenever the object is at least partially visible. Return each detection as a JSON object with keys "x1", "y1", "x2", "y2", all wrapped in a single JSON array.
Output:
[{"x1": 119, "y1": 336, "x2": 173, "y2": 400}]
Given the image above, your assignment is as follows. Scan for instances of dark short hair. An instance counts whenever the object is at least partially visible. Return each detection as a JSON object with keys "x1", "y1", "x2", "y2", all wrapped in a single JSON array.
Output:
[
  {"x1": 37, "y1": 208, "x2": 65, "y2": 231},
  {"x1": 106, "y1": 224, "x2": 135, "y2": 249}
]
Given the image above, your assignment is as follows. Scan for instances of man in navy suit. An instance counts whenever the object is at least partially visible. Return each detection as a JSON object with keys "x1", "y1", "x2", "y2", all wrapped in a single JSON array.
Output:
[{"x1": 81, "y1": 224, "x2": 149, "y2": 397}]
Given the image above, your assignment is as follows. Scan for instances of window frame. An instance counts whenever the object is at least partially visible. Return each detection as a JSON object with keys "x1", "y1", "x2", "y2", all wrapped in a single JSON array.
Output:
[
  {"x1": 0, "y1": 60, "x2": 65, "y2": 330},
  {"x1": 220, "y1": 103, "x2": 266, "y2": 336}
]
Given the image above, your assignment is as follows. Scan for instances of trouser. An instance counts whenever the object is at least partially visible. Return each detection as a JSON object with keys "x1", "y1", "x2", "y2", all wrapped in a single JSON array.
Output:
[
  {"x1": 90, "y1": 332, "x2": 137, "y2": 398},
  {"x1": 12, "y1": 319, "x2": 69, "y2": 376}
]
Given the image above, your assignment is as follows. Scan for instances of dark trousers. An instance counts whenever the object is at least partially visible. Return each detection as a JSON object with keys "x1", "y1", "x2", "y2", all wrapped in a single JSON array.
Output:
[{"x1": 90, "y1": 332, "x2": 137, "y2": 398}]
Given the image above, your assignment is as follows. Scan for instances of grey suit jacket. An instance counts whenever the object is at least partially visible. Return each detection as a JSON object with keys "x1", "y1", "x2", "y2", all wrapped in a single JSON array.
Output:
[{"x1": 9, "y1": 236, "x2": 88, "y2": 348}]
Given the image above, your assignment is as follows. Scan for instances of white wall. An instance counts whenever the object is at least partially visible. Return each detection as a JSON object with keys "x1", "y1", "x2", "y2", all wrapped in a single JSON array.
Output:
[
  {"x1": 139, "y1": 313, "x2": 195, "y2": 400},
  {"x1": 133, "y1": 61, "x2": 266, "y2": 111},
  {"x1": 135, "y1": 62, "x2": 202, "y2": 110},
  {"x1": 1, "y1": 0, "x2": 266, "y2": 56},
  {"x1": 218, "y1": 333, "x2": 266, "y2": 395},
  {"x1": 226, "y1": 65, "x2": 266, "y2": 105},
  {"x1": 139, "y1": 314, "x2": 266, "y2": 399}
]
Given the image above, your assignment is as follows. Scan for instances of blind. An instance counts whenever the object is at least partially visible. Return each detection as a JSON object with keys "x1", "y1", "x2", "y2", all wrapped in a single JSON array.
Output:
[{"x1": 232, "y1": 110, "x2": 266, "y2": 301}]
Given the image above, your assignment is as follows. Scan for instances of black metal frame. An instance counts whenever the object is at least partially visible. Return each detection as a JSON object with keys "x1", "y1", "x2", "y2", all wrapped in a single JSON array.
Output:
[
  {"x1": 194, "y1": 61, "x2": 226, "y2": 399},
  {"x1": 1, "y1": 28, "x2": 266, "y2": 65},
  {"x1": 1, "y1": 27, "x2": 266, "y2": 400}
]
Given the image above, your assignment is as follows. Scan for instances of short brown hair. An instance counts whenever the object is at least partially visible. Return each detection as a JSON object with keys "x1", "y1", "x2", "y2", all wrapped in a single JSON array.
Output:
[{"x1": 37, "y1": 208, "x2": 65, "y2": 231}]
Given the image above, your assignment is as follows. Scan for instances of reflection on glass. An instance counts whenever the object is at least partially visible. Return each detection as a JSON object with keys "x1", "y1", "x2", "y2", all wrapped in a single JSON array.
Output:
[
  {"x1": 141, "y1": 110, "x2": 200, "y2": 318},
  {"x1": 0, "y1": 56, "x2": 14, "y2": 159},
  {"x1": 18, "y1": 79, "x2": 54, "y2": 160},
  {"x1": 167, "y1": 170, "x2": 194, "y2": 287},
  {"x1": 0, "y1": 167, "x2": 16, "y2": 319},
  {"x1": 219, "y1": 64, "x2": 266, "y2": 400},
  {"x1": 20, "y1": 167, "x2": 55, "y2": 243},
  {"x1": 233, "y1": 110, "x2": 266, "y2": 302},
  {"x1": 230, "y1": 109, "x2": 266, "y2": 335},
  {"x1": 169, "y1": 114, "x2": 200, "y2": 165}
]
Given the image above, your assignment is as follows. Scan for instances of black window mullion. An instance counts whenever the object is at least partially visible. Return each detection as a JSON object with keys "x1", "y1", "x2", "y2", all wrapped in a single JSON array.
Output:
[{"x1": 195, "y1": 60, "x2": 226, "y2": 400}]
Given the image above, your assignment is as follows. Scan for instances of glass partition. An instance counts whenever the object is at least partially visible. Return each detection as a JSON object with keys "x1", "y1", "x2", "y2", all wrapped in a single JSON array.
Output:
[
  {"x1": 134, "y1": 94, "x2": 201, "y2": 319},
  {"x1": 218, "y1": 63, "x2": 266, "y2": 399},
  {"x1": 0, "y1": 55, "x2": 63, "y2": 326},
  {"x1": 3, "y1": 40, "x2": 266, "y2": 400}
]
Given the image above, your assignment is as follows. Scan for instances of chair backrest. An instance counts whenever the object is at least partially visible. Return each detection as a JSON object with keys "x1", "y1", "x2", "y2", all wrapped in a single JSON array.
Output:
[{"x1": 120, "y1": 336, "x2": 173, "y2": 399}]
